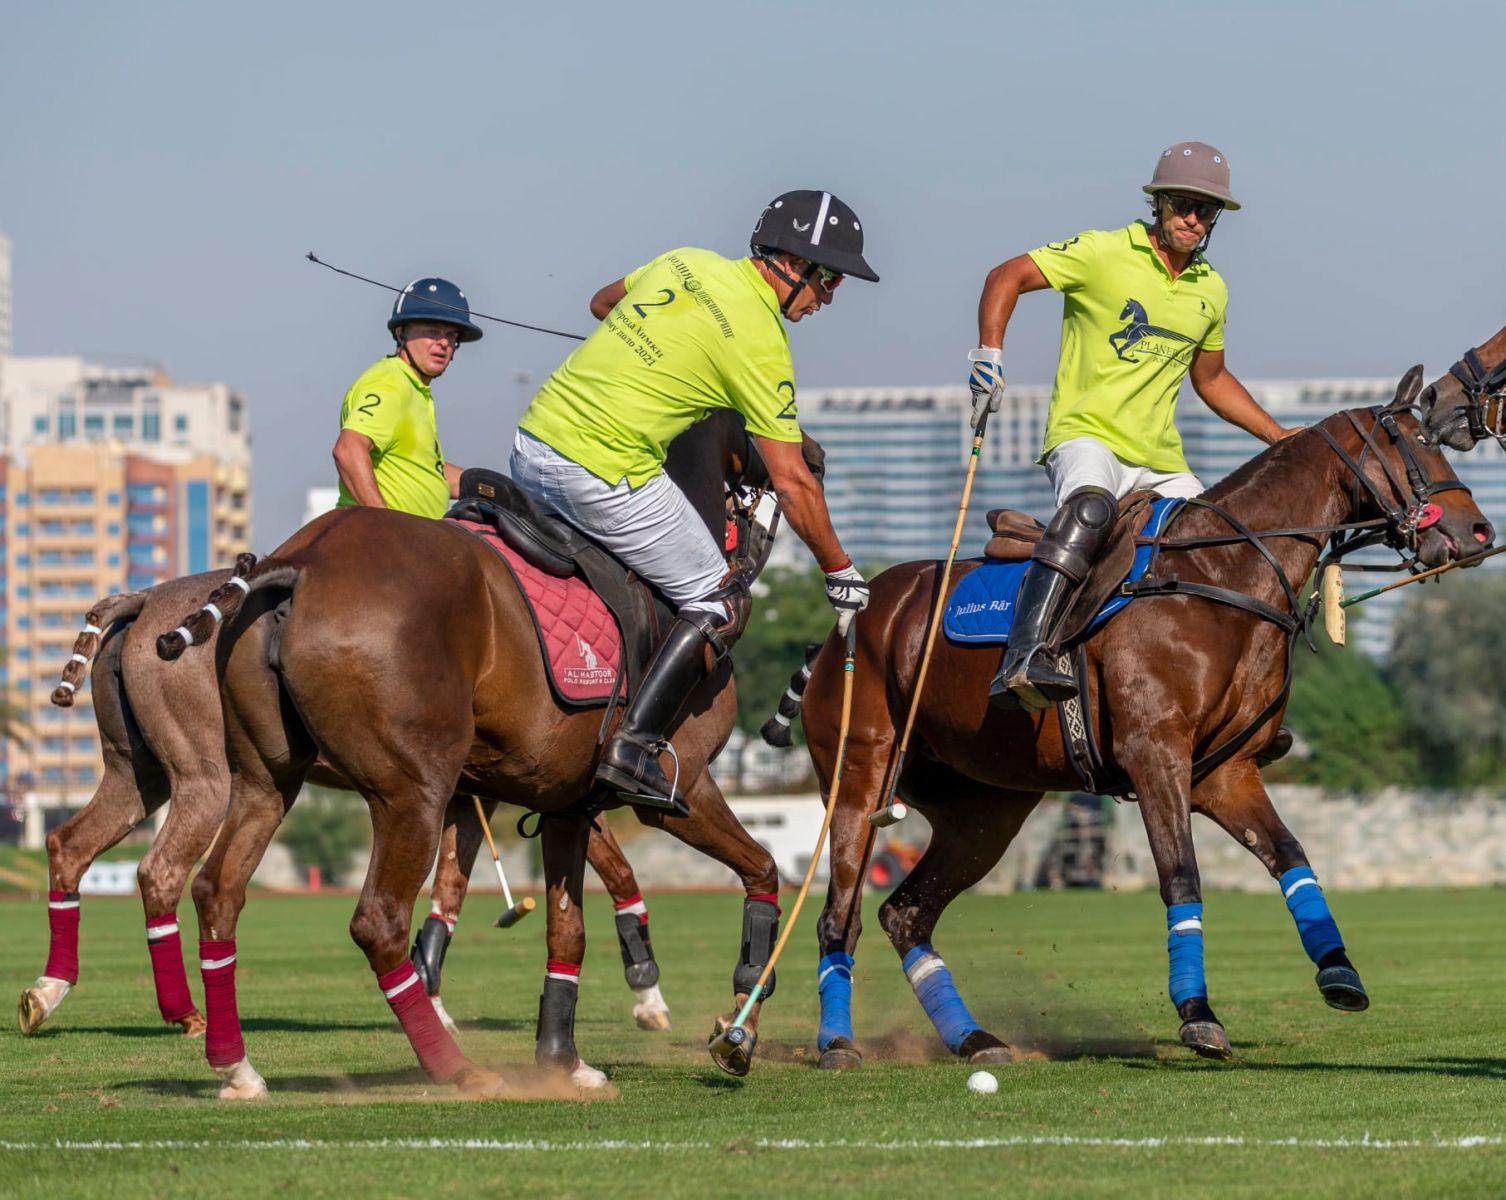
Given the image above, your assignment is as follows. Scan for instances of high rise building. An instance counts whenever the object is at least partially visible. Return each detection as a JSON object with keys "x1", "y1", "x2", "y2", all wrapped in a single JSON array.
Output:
[
  {"x1": 0, "y1": 356, "x2": 251, "y2": 816},
  {"x1": 799, "y1": 378, "x2": 1506, "y2": 659}
]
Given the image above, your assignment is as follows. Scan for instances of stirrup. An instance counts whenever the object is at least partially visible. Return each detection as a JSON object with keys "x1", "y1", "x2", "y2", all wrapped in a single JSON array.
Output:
[{"x1": 595, "y1": 739, "x2": 689, "y2": 818}]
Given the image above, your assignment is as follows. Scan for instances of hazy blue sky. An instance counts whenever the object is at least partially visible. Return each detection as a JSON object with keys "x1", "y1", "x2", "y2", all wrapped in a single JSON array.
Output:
[{"x1": 4, "y1": 0, "x2": 1502, "y2": 541}]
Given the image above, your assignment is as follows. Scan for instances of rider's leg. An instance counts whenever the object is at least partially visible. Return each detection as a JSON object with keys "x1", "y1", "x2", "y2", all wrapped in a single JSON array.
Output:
[{"x1": 990, "y1": 483, "x2": 1117, "y2": 711}]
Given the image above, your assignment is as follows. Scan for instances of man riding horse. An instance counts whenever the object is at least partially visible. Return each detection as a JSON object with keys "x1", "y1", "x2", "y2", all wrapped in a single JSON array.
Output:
[
  {"x1": 968, "y1": 141, "x2": 1297, "y2": 710},
  {"x1": 512, "y1": 190, "x2": 878, "y2": 812}
]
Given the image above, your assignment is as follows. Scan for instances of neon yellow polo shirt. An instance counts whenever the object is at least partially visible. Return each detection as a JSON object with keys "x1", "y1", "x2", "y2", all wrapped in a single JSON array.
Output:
[
  {"x1": 519, "y1": 247, "x2": 802, "y2": 487},
  {"x1": 336, "y1": 355, "x2": 450, "y2": 518},
  {"x1": 1028, "y1": 220, "x2": 1227, "y2": 473}
]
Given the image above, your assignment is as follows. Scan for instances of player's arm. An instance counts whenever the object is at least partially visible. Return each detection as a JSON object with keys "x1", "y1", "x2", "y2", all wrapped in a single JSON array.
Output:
[
  {"x1": 444, "y1": 462, "x2": 464, "y2": 498},
  {"x1": 590, "y1": 278, "x2": 628, "y2": 320},
  {"x1": 1189, "y1": 349, "x2": 1296, "y2": 444},
  {"x1": 333, "y1": 429, "x2": 388, "y2": 507},
  {"x1": 977, "y1": 254, "x2": 1052, "y2": 348},
  {"x1": 754, "y1": 435, "x2": 848, "y2": 572}
]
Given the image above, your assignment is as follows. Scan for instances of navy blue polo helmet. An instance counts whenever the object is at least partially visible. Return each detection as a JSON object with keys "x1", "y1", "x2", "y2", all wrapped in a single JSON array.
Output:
[{"x1": 387, "y1": 277, "x2": 484, "y2": 343}]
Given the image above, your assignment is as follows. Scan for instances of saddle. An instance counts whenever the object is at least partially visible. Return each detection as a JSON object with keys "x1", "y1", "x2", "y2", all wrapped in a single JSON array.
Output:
[
  {"x1": 446, "y1": 469, "x2": 669, "y2": 706},
  {"x1": 981, "y1": 490, "x2": 1160, "y2": 648}
]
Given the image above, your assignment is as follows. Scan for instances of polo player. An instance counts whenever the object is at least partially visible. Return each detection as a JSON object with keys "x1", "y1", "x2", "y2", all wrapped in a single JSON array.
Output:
[
  {"x1": 332, "y1": 276, "x2": 483, "y2": 515},
  {"x1": 968, "y1": 141, "x2": 1296, "y2": 711},
  {"x1": 512, "y1": 190, "x2": 878, "y2": 813}
]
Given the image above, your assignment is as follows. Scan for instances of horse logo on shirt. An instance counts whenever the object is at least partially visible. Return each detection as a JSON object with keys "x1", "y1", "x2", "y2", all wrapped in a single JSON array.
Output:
[{"x1": 1108, "y1": 298, "x2": 1198, "y2": 364}]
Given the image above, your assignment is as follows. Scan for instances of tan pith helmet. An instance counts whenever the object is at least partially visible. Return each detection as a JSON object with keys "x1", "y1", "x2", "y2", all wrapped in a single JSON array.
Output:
[{"x1": 1143, "y1": 141, "x2": 1240, "y2": 211}]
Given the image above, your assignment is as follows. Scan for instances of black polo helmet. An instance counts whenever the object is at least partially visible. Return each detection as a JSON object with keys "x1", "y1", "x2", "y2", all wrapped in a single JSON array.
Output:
[
  {"x1": 751, "y1": 190, "x2": 879, "y2": 282},
  {"x1": 387, "y1": 277, "x2": 484, "y2": 343}
]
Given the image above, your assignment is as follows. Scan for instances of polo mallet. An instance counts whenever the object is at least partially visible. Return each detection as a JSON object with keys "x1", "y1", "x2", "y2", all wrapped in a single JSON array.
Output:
[
  {"x1": 869, "y1": 409, "x2": 992, "y2": 827},
  {"x1": 1322, "y1": 544, "x2": 1506, "y2": 647},
  {"x1": 708, "y1": 621, "x2": 859, "y2": 1075},
  {"x1": 473, "y1": 795, "x2": 536, "y2": 928}
]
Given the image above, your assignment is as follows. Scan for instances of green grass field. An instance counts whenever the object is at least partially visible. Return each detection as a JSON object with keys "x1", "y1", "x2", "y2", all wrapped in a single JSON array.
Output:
[{"x1": 2, "y1": 885, "x2": 1503, "y2": 1197}]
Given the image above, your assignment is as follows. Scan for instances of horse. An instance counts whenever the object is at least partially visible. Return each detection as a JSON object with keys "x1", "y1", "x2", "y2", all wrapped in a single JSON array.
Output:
[
  {"x1": 785, "y1": 377, "x2": 1492, "y2": 1067},
  {"x1": 19, "y1": 574, "x2": 673, "y2": 1040},
  {"x1": 1416, "y1": 322, "x2": 1506, "y2": 452},
  {"x1": 156, "y1": 409, "x2": 801, "y2": 1096}
]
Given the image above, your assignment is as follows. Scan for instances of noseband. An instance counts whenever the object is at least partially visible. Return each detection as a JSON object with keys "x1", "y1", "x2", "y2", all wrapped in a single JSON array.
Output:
[{"x1": 1313, "y1": 404, "x2": 1470, "y2": 556}]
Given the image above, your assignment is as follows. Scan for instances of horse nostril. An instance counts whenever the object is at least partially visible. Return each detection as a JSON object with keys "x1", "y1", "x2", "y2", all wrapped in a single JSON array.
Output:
[{"x1": 1474, "y1": 521, "x2": 1494, "y2": 547}]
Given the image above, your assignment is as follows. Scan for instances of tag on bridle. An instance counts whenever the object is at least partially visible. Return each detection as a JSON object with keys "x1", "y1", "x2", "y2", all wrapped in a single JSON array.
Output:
[{"x1": 1321, "y1": 564, "x2": 1346, "y2": 647}]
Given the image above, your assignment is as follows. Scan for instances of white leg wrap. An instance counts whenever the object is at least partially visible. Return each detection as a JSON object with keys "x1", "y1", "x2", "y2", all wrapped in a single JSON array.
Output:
[
  {"x1": 430, "y1": 994, "x2": 459, "y2": 1034},
  {"x1": 172, "y1": 625, "x2": 195, "y2": 647},
  {"x1": 227, "y1": 575, "x2": 252, "y2": 595},
  {"x1": 632, "y1": 984, "x2": 671, "y2": 1030}
]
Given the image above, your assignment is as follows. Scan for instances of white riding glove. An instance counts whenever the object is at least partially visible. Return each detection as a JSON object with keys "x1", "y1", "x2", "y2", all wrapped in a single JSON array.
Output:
[
  {"x1": 823, "y1": 563, "x2": 870, "y2": 637},
  {"x1": 967, "y1": 347, "x2": 1005, "y2": 431}
]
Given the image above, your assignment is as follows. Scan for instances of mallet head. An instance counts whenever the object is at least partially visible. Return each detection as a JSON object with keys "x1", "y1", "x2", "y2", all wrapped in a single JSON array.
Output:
[
  {"x1": 868, "y1": 802, "x2": 908, "y2": 828},
  {"x1": 494, "y1": 896, "x2": 536, "y2": 929}
]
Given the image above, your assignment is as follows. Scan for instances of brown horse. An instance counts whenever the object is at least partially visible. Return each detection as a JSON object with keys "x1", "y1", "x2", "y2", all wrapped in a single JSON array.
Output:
[
  {"x1": 1417, "y1": 322, "x2": 1506, "y2": 452},
  {"x1": 19, "y1": 573, "x2": 672, "y2": 1042},
  {"x1": 157, "y1": 410, "x2": 792, "y2": 1096},
  {"x1": 790, "y1": 383, "x2": 1492, "y2": 1067}
]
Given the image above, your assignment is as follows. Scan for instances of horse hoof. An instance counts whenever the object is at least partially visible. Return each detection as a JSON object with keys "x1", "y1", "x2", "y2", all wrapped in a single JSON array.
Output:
[
  {"x1": 177, "y1": 1010, "x2": 207, "y2": 1039},
  {"x1": 708, "y1": 1024, "x2": 756, "y2": 1077},
  {"x1": 958, "y1": 1030, "x2": 1015, "y2": 1064},
  {"x1": 967, "y1": 1044, "x2": 1015, "y2": 1065},
  {"x1": 1179, "y1": 1020, "x2": 1233, "y2": 1061},
  {"x1": 818, "y1": 1039, "x2": 863, "y2": 1070},
  {"x1": 1317, "y1": 965, "x2": 1370, "y2": 1012},
  {"x1": 18, "y1": 988, "x2": 49, "y2": 1036},
  {"x1": 454, "y1": 1064, "x2": 509, "y2": 1098},
  {"x1": 571, "y1": 1060, "x2": 610, "y2": 1090},
  {"x1": 214, "y1": 1058, "x2": 269, "y2": 1100},
  {"x1": 634, "y1": 1005, "x2": 672, "y2": 1031}
]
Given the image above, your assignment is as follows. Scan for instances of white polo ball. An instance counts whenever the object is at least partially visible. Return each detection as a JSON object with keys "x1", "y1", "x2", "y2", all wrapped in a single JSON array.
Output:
[{"x1": 966, "y1": 1070, "x2": 998, "y2": 1095}]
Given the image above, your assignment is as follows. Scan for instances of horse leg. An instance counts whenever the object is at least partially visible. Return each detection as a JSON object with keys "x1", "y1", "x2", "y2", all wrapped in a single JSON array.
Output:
[
  {"x1": 411, "y1": 793, "x2": 493, "y2": 1034},
  {"x1": 1196, "y1": 761, "x2": 1368, "y2": 1012},
  {"x1": 190, "y1": 771, "x2": 300, "y2": 1100},
  {"x1": 350, "y1": 787, "x2": 498, "y2": 1094},
  {"x1": 20, "y1": 768, "x2": 157, "y2": 1035},
  {"x1": 533, "y1": 812, "x2": 610, "y2": 1089},
  {"x1": 1125, "y1": 737, "x2": 1230, "y2": 1060},
  {"x1": 136, "y1": 760, "x2": 228, "y2": 1038},
  {"x1": 587, "y1": 812, "x2": 670, "y2": 1031},
  {"x1": 876, "y1": 773, "x2": 1039, "y2": 1065},
  {"x1": 633, "y1": 772, "x2": 779, "y2": 1077}
]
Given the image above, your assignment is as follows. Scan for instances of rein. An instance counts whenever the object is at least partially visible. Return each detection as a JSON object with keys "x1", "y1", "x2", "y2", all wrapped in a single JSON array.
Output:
[{"x1": 1445, "y1": 346, "x2": 1506, "y2": 446}]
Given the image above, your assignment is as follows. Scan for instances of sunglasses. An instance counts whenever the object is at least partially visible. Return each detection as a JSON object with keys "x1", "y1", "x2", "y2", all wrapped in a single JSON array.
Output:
[
  {"x1": 1162, "y1": 193, "x2": 1223, "y2": 223},
  {"x1": 814, "y1": 265, "x2": 844, "y2": 293}
]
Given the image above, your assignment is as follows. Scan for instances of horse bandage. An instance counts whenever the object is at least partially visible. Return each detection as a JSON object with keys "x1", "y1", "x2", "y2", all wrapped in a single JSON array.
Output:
[{"x1": 902, "y1": 944, "x2": 982, "y2": 1053}]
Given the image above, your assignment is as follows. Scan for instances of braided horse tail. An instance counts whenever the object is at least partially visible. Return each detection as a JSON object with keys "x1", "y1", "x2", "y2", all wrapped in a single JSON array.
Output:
[
  {"x1": 154, "y1": 552, "x2": 292, "y2": 661},
  {"x1": 759, "y1": 642, "x2": 822, "y2": 748},
  {"x1": 49, "y1": 592, "x2": 153, "y2": 708}
]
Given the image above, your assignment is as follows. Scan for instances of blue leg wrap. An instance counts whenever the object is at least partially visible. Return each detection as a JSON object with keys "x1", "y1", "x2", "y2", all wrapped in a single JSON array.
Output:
[
  {"x1": 902, "y1": 944, "x2": 981, "y2": 1054},
  {"x1": 1281, "y1": 866, "x2": 1344, "y2": 964},
  {"x1": 1166, "y1": 902, "x2": 1207, "y2": 1006},
  {"x1": 816, "y1": 952, "x2": 855, "y2": 1050}
]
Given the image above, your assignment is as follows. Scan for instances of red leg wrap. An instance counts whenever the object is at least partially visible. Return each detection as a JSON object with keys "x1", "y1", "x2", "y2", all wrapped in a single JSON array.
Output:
[
  {"x1": 199, "y1": 938, "x2": 246, "y2": 1069},
  {"x1": 43, "y1": 892, "x2": 82, "y2": 984},
  {"x1": 146, "y1": 913, "x2": 196, "y2": 1022},
  {"x1": 377, "y1": 961, "x2": 469, "y2": 1083}
]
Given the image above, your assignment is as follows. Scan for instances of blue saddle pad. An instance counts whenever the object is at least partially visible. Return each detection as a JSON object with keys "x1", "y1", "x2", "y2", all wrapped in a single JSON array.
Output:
[{"x1": 943, "y1": 497, "x2": 1184, "y2": 645}]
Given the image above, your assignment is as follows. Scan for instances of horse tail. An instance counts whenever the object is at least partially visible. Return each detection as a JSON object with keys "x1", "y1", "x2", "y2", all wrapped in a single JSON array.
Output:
[
  {"x1": 49, "y1": 591, "x2": 151, "y2": 708},
  {"x1": 759, "y1": 642, "x2": 822, "y2": 748},
  {"x1": 155, "y1": 552, "x2": 293, "y2": 661}
]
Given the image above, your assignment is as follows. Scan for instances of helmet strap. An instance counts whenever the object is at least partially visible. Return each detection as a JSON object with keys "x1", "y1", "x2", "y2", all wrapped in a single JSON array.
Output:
[{"x1": 754, "y1": 249, "x2": 820, "y2": 316}]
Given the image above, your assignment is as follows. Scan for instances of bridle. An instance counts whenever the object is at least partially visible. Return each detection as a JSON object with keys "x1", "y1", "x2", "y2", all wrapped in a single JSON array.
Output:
[{"x1": 1439, "y1": 346, "x2": 1506, "y2": 447}]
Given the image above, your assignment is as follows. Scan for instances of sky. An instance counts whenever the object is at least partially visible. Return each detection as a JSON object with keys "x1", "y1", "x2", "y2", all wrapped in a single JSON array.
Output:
[{"x1": 3, "y1": 0, "x2": 1503, "y2": 542}]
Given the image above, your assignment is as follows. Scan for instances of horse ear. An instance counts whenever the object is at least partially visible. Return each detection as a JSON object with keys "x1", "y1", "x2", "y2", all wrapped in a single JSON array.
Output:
[{"x1": 1393, "y1": 364, "x2": 1425, "y2": 409}]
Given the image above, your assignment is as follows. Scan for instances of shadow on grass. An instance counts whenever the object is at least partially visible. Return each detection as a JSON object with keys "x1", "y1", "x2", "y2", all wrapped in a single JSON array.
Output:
[
  {"x1": 454, "y1": 1017, "x2": 533, "y2": 1033},
  {"x1": 1121, "y1": 1055, "x2": 1506, "y2": 1079},
  {"x1": 116, "y1": 1066, "x2": 434, "y2": 1098},
  {"x1": 15, "y1": 1017, "x2": 393, "y2": 1039}
]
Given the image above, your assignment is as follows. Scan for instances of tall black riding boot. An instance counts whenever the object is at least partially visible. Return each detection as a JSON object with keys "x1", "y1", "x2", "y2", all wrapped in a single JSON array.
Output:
[
  {"x1": 594, "y1": 618, "x2": 712, "y2": 817},
  {"x1": 988, "y1": 484, "x2": 1118, "y2": 714},
  {"x1": 988, "y1": 564, "x2": 1080, "y2": 712}
]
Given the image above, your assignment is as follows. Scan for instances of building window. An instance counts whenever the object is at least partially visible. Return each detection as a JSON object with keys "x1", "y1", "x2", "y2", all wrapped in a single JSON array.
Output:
[
  {"x1": 186, "y1": 480, "x2": 211, "y2": 574},
  {"x1": 142, "y1": 410, "x2": 160, "y2": 441},
  {"x1": 33, "y1": 415, "x2": 48, "y2": 435},
  {"x1": 107, "y1": 553, "x2": 120, "y2": 567},
  {"x1": 69, "y1": 489, "x2": 93, "y2": 504},
  {"x1": 16, "y1": 615, "x2": 29, "y2": 629},
  {"x1": 106, "y1": 491, "x2": 120, "y2": 505},
  {"x1": 127, "y1": 484, "x2": 166, "y2": 506},
  {"x1": 15, "y1": 522, "x2": 29, "y2": 535},
  {"x1": 15, "y1": 554, "x2": 29, "y2": 567},
  {"x1": 127, "y1": 572, "x2": 157, "y2": 590},
  {"x1": 58, "y1": 408, "x2": 77, "y2": 438},
  {"x1": 15, "y1": 493, "x2": 27, "y2": 505},
  {"x1": 174, "y1": 414, "x2": 189, "y2": 435},
  {"x1": 84, "y1": 414, "x2": 105, "y2": 436},
  {"x1": 106, "y1": 522, "x2": 120, "y2": 536},
  {"x1": 127, "y1": 543, "x2": 160, "y2": 565},
  {"x1": 15, "y1": 647, "x2": 29, "y2": 660},
  {"x1": 16, "y1": 585, "x2": 29, "y2": 598},
  {"x1": 229, "y1": 396, "x2": 244, "y2": 433},
  {"x1": 113, "y1": 413, "x2": 134, "y2": 436}
]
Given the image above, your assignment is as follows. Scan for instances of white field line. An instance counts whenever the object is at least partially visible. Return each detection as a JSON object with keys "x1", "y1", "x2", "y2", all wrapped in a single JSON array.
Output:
[{"x1": 0, "y1": 1135, "x2": 1502, "y2": 1153}]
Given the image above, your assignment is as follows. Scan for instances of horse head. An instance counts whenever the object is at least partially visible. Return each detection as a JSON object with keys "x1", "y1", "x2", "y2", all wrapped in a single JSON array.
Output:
[
  {"x1": 1320, "y1": 371, "x2": 1494, "y2": 568},
  {"x1": 1117, "y1": 298, "x2": 1146, "y2": 324},
  {"x1": 1416, "y1": 323, "x2": 1506, "y2": 452}
]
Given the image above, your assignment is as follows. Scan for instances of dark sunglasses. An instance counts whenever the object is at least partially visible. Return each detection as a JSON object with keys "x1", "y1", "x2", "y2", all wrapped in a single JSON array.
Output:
[{"x1": 1162, "y1": 193, "x2": 1223, "y2": 223}]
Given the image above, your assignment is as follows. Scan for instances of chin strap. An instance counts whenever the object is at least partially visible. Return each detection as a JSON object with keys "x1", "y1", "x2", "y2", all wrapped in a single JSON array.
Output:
[{"x1": 753, "y1": 249, "x2": 821, "y2": 316}]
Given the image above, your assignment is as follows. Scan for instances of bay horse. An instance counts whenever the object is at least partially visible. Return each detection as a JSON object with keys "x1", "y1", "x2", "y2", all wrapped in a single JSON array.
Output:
[
  {"x1": 1417, "y1": 322, "x2": 1506, "y2": 453},
  {"x1": 790, "y1": 378, "x2": 1492, "y2": 1066},
  {"x1": 157, "y1": 410, "x2": 796, "y2": 1096},
  {"x1": 20, "y1": 574, "x2": 672, "y2": 1041}
]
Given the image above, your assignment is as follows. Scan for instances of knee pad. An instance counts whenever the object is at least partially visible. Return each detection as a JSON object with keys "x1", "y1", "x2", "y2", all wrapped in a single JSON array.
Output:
[
  {"x1": 688, "y1": 568, "x2": 754, "y2": 664},
  {"x1": 1033, "y1": 486, "x2": 1118, "y2": 581},
  {"x1": 733, "y1": 898, "x2": 780, "y2": 999}
]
